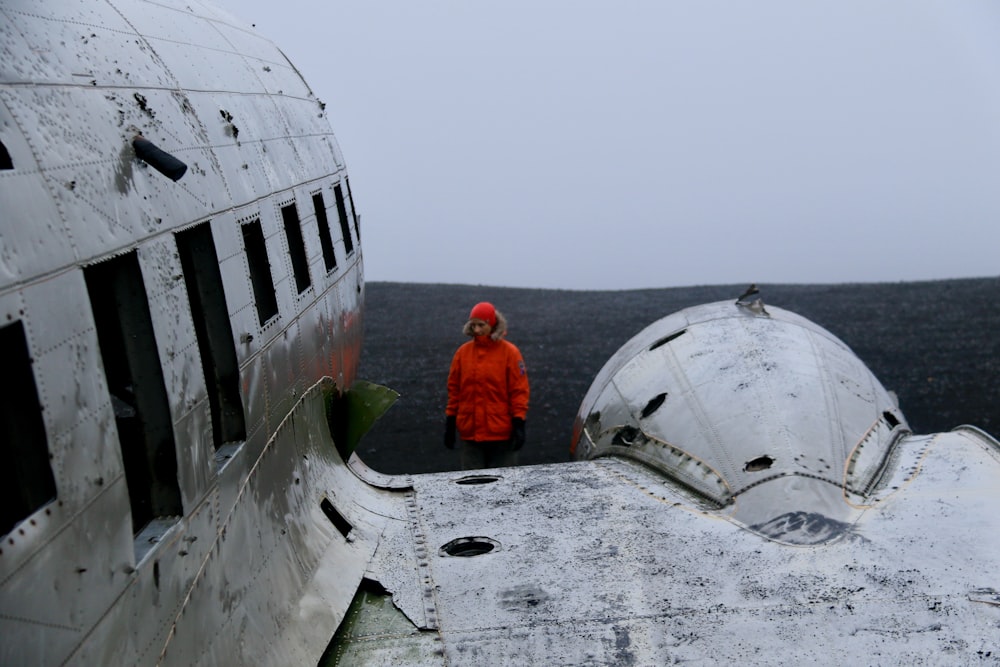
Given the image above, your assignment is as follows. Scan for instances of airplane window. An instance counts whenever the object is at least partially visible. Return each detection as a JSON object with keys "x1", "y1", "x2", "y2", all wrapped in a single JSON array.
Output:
[
  {"x1": 0, "y1": 321, "x2": 57, "y2": 538},
  {"x1": 241, "y1": 220, "x2": 279, "y2": 324},
  {"x1": 0, "y1": 140, "x2": 12, "y2": 170},
  {"x1": 312, "y1": 192, "x2": 337, "y2": 272},
  {"x1": 345, "y1": 177, "x2": 360, "y2": 240},
  {"x1": 334, "y1": 184, "x2": 354, "y2": 255},
  {"x1": 176, "y1": 223, "x2": 247, "y2": 450},
  {"x1": 281, "y1": 202, "x2": 311, "y2": 294},
  {"x1": 84, "y1": 253, "x2": 183, "y2": 535}
]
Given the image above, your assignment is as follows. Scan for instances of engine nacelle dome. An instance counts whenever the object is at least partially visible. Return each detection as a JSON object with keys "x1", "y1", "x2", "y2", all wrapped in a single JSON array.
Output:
[{"x1": 572, "y1": 300, "x2": 908, "y2": 544}]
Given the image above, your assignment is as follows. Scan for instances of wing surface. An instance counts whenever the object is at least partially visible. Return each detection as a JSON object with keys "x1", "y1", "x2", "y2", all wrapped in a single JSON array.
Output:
[{"x1": 340, "y1": 427, "x2": 1000, "y2": 664}]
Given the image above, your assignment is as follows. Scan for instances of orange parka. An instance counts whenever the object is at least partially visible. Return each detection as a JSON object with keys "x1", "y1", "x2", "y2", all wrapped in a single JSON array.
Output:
[{"x1": 446, "y1": 312, "x2": 529, "y2": 442}]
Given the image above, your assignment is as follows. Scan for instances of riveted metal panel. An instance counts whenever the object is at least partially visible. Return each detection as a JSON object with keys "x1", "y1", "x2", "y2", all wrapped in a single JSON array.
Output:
[
  {"x1": 575, "y1": 301, "x2": 903, "y2": 525},
  {"x1": 17, "y1": 274, "x2": 123, "y2": 510},
  {"x1": 0, "y1": 477, "x2": 134, "y2": 666},
  {"x1": 257, "y1": 210, "x2": 292, "y2": 339},
  {"x1": 0, "y1": 2, "x2": 141, "y2": 87},
  {"x1": 301, "y1": 286, "x2": 332, "y2": 381},
  {"x1": 202, "y1": 94, "x2": 290, "y2": 199},
  {"x1": 210, "y1": 20, "x2": 314, "y2": 98},
  {"x1": 261, "y1": 325, "x2": 296, "y2": 432},
  {"x1": 322, "y1": 279, "x2": 346, "y2": 386},
  {"x1": 218, "y1": 209, "x2": 259, "y2": 360},
  {"x1": 0, "y1": 100, "x2": 79, "y2": 287},
  {"x1": 172, "y1": 401, "x2": 214, "y2": 506},
  {"x1": 346, "y1": 429, "x2": 1000, "y2": 664},
  {"x1": 140, "y1": 238, "x2": 201, "y2": 414},
  {"x1": 129, "y1": 19, "x2": 259, "y2": 93},
  {"x1": 18, "y1": 274, "x2": 98, "y2": 432},
  {"x1": 136, "y1": 236, "x2": 218, "y2": 507}
]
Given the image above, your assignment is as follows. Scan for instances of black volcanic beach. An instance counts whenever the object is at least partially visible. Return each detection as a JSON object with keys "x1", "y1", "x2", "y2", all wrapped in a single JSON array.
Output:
[{"x1": 355, "y1": 279, "x2": 999, "y2": 475}]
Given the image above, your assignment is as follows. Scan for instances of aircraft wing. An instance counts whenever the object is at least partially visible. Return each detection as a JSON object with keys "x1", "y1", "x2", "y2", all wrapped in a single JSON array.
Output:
[{"x1": 334, "y1": 425, "x2": 1000, "y2": 664}]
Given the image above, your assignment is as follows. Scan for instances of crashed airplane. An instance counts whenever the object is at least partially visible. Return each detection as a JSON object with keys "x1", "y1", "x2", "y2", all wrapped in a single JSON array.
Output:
[{"x1": 2, "y1": 1, "x2": 998, "y2": 665}]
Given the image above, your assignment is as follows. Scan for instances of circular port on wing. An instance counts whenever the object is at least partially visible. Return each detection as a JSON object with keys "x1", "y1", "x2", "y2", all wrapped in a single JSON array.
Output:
[
  {"x1": 744, "y1": 455, "x2": 775, "y2": 472},
  {"x1": 455, "y1": 475, "x2": 501, "y2": 485},
  {"x1": 440, "y1": 536, "x2": 500, "y2": 557}
]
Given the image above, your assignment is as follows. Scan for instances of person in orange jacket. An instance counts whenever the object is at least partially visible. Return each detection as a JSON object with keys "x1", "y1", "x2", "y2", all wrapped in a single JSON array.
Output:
[{"x1": 444, "y1": 301, "x2": 529, "y2": 470}]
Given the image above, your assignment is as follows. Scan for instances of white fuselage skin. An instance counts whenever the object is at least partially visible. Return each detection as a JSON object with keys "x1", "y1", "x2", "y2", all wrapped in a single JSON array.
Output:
[{"x1": 1, "y1": 1, "x2": 363, "y2": 664}]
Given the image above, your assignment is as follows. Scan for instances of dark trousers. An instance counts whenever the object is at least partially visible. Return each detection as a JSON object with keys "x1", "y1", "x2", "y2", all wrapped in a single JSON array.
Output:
[{"x1": 459, "y1": 439, "x2": 518, "y2": 471}]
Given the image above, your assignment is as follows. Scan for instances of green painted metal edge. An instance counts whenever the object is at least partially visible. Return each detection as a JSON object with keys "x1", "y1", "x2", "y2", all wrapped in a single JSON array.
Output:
[
  {"x1": 326, "y1": 380, "x2": 399, "y2": 460},
  {"x1": 317, "y1": 580, "x2": 441, "y2": 666}
]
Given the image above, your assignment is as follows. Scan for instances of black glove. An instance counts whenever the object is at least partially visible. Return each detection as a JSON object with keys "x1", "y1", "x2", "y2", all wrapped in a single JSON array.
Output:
[
  {"x1": 510, "y1": 417, "x2": 526, "y2": 451},
  {"x1": 444, "y1": 415, "x2": 457, "y2": 449}
]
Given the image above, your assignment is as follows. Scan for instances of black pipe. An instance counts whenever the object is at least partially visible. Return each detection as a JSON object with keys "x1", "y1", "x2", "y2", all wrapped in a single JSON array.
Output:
[{"x1": 132, "y1": 135, "x2": 187, "y2": 181}]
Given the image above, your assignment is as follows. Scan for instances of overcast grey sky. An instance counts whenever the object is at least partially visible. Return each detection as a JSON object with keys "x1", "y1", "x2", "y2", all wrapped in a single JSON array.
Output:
[{"x1": 217, "y1": 1, "x2": 1000, "y2": 290}]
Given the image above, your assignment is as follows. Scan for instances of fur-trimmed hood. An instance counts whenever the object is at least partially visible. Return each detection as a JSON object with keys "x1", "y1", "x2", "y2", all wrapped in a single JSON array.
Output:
[{"x1": 463, "y1": 309, "x2": 508, "y2": 341}]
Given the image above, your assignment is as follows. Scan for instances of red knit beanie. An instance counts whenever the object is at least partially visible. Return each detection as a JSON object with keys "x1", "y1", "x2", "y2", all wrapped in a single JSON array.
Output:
[{"x1": 469, "y1": 302, "x2": 497, "y2": 327}]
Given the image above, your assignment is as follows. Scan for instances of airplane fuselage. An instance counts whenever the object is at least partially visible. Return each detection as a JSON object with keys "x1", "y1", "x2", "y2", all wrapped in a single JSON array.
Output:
[{"x1": 1, "y1": 1, "x2": 364, "y2": 663}]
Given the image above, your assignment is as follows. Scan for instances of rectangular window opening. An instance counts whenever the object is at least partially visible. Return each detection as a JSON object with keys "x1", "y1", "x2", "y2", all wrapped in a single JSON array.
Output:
[
  {"x1": 176, "y1": 223, "x2": 247, "y2": 450},
  {"x1": 241, "y1": 219, "x2": 279, "y2": 324},
  {"x1": 281, "y1": 202, "x2": 311, "y2": 294},
  {"x1": 333, "y1": 184, "x2": 354, "y2": 255},
  {"x1": 84, "y1": 253, "x2": 183, "y2": 536},
  {"x1": 312, "y1": 192, "x2": 337, "y2": 273},
  {"x1": 0, "y1": 140, "x2": 12, "y2": 170},
  {"x1": 0, "y1": 321, "x2": 56, "y2": 537},
  {"x1": 345, "y1": 177, "x2": 360, "y2": 241},
  {"x1": 320, "y1": 497, "x2": 352, "y2": 539}
]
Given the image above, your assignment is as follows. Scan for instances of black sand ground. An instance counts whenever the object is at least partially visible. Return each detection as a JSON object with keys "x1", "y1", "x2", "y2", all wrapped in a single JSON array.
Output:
[{"x1": 355, "y1": 278, "x2": 999, "y2": 475}]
